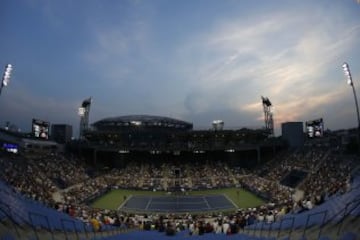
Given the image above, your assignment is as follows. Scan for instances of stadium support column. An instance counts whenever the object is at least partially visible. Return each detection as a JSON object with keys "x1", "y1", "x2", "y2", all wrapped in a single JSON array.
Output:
[
  {"x1": 256, "y1": 146, "x2": 261, "y2": 165},
  {"x1": 93, "y1": 147, "x2": 97, "y2": 166},
  {"x1": 261, "y1": 96, "x2": 274, "y2": 137},
  {"x1": 342, "y1": 63, "x2": 360, "y2": 153},
  {"x1": 78, "y1": 97, "x2": 92, "y2": 140}
]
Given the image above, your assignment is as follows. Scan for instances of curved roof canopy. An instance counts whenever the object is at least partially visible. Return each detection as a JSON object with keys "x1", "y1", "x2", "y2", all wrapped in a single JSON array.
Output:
[{"x1": 93, "y1": 115, "x2": 193, "y2": 130}]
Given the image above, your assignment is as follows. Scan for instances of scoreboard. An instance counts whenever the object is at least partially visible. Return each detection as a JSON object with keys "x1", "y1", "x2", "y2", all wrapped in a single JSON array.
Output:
[
  {"x1": 305, "y1": 118, "x2": 324, "y2": 138},
  {"x1": 32, "y1": 119, "x2": 50, "y2": 139}
]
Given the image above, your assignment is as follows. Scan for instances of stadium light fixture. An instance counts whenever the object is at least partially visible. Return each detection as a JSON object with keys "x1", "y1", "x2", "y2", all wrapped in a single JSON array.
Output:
[
  {"x1": 0, "y1": 64, "x2": 13, "y2": 95},
  {"x1": 225, "y1": 149, "x2": 235, "y2": 153},
  {"x1": 342, "y1": 62, "x2": 360, "y2": 152},
  {"x1": 119, "y1": 149, "x2": 129, "y2": 154},
  {"x1": 131, "y1": 121, "x2": 142, "y2": 126},
  {"x1": 78, "y1": 107, "x2": 85, "y2": 116},
  {"x1": 342, "y1": 62, "x2": 353, "y2": 86}
]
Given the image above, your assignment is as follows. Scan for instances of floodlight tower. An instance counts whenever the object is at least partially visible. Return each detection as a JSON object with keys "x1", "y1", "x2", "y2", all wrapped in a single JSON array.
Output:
[
  {"x1": 78, "y1": 97, "x2": 92, "y2": 139},
  {"x1": 261, "y1": 96, "x2": 274, "y2": 136},
  {"x1": 342, "y1": 62, "x2": 360, "y2": 147},
  {"x1": 0, "y1": 64, "x2": 13, "y2": 96}
]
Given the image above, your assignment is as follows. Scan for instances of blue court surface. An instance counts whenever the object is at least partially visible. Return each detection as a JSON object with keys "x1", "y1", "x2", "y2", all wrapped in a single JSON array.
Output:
[{"x1": 119, "y1": 194, "x2": 237, "y2": 213}]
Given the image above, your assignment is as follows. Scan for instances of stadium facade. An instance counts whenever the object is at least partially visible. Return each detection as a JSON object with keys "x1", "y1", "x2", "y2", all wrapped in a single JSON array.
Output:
[{"x1": 76, "y1": 114, "x2": 283, "y2": 169}]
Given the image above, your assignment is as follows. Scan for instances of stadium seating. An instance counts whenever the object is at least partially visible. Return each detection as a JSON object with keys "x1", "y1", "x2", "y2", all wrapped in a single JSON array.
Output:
[
  {"x1": 0, "y1": 149, "x2": 359, "y2": 240},
  {"x1": 101, "y1": 230, "x2": 278, "y2": 240},
  {"x1": 340, "y1": 231, "x2": 358, "y2": 240},
  {"x1": 0, "y1": 180, "x2": 93, "y2": 233},
  {"x1": 100, "y1": 229, "x2": 359, "y2": 240},
  {"x1": 246, "y1": 175, "x2": 360, "y2": 232}
]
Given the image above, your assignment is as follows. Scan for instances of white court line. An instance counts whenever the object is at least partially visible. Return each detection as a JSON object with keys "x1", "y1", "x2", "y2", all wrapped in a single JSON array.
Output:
[
  {"x1": 118, "y1": 194, "x2": 132, "y2": 210},
  {"x1": 121, "y1": 195, "x2": 235, "y2": 212},
  {"x1": 149, "y1": 201, "x2": 205, "y2": 205},
  {"x1": 145, "y1": 197, "x2": 153, "y2": 210},
  {"x1": 202, "y1": 196, "x2": 211, "y2": 209},
  {"x1": 222, "y1": 193, "x2": 238, "y2": 209}
]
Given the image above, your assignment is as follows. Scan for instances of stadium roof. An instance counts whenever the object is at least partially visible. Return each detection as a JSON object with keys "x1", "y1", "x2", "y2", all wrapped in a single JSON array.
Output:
[{"x1": 93, "y1": 115, "x2": 193, "y2": 130}]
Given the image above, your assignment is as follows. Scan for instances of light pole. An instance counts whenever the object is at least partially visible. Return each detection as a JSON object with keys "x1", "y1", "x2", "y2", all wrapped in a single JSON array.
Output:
[
  {"x1": 0, "y1": 64, "x2": 13, "y2": 96},
  {"x1": 342, "y1": 62, "x2": 360, "y2": 150}
]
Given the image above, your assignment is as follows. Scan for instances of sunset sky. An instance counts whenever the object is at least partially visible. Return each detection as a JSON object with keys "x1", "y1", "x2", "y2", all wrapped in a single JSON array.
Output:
[{"x1": 1, "y1": 0, "x2": 360, "y2": 136}]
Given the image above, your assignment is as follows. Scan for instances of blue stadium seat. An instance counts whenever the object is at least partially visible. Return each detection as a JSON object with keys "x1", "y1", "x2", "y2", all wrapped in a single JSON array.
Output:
[
  {"x1": 297, "y1": 236, "x2": 307, "y2": 240},
  {"x1": 340, "y1": 231, "x2": 358, "y2": 240},
  {"x1": 0, "y1": 180, "x2": 94, "y2": 233},
  {"x1": 0, "y1": 234, "x2": 16, "y2": 240},
  {"x1": 318, "y1": 236, "x2": 331, "y2": 240},
  {"x1": 101, "y1": 230, "x2": 280, "y2": 240},
  {"x1": 248, "y1": 173, "x2": 360, "y2": 233}
]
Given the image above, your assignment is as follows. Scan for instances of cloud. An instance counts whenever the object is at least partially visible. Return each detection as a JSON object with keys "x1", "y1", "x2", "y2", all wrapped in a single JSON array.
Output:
[
  {"x1": 84, "y1": 29, "x2": 129, "y2": 64},
  {"x1": 0, "y1": 85, "x2": 79, "y2": 134},
  {"x1": 5, "y1": 0, "x2": 360, "y2": 139},
  {"x1": 177, "y1": 6, "x2": 360, "y2": 131},
  {"x1": 80, "y1": 7, "x2": 152, "y2": 89}
]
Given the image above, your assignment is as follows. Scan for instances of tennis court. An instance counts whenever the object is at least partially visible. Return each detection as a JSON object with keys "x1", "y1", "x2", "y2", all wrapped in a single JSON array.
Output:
[{"x1": 118, "y1": 194, "x2": 237, "y2": 213}]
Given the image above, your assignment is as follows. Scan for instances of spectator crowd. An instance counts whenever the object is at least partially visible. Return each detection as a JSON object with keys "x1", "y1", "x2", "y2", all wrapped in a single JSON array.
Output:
[{"x1": 0, "y1": 145, "x2": 357, "y2": 234}]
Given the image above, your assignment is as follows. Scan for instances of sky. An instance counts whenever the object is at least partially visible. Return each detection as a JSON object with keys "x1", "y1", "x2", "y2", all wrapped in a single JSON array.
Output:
[{"x1": 0, "y1": 0, "x2": 360, "y2": 137}]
